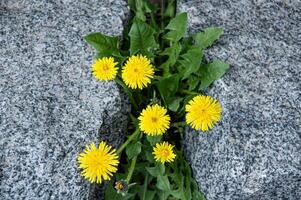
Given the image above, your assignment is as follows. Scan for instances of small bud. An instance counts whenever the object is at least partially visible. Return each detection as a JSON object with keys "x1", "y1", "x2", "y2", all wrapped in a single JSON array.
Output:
[{"x1": 115, "y1": 180, "x2": 128, "y2": 194}]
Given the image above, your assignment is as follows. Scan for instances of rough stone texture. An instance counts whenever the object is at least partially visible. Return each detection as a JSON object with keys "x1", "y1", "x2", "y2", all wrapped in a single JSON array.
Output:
[
  {"x1": 179, "y1": 0, "x2": 301, "y2": 199},
  {"x1": 0, "y1": 0, "x2": 129, "y2": 199}
]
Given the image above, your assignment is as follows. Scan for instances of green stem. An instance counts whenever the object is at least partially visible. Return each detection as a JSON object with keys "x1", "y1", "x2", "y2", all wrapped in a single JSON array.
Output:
[
  {"x1": 152, "y1": 88, "x2": 157, "y2": 101},
  {"x1": 141, "y1": 173, "x2": 149, "y2": 200},
  {"x1": 116, "y1": 129, "x2": 140, "y2": 155},
  {"x1": 126, "y1": 156, "x2": 137, "y2": 184}
]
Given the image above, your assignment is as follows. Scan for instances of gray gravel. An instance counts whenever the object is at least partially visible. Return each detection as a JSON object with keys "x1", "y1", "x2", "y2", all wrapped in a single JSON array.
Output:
[
  {"x1": 179, "y1": 0, "x2": 301, "y2": 199},
  {"x1": 0, "y1": 0, "x2": 129, "y2": 199}
]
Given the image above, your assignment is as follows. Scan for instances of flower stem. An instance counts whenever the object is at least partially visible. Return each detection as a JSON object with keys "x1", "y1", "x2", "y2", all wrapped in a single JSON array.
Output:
[
  {"x1": 126, "y1": 156, "x2": 137, "y2": 184},
  {"x1": 117, "y1": 129, "x2": 140, "y2": 155}
]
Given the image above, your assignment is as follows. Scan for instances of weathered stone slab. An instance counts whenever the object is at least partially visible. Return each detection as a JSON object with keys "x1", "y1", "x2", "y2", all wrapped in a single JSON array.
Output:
[
  {"x1": 179, "y1": 0, "x2": 301, "y2": 199},
  {"x1": 0, "y1": 0, "x2": 129, "y2": 199}
]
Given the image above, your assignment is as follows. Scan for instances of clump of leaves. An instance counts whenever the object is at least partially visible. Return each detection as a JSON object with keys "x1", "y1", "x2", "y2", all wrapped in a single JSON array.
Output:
[{"x1": 83, "y1": 0, "x2": 229, "y2": 199}]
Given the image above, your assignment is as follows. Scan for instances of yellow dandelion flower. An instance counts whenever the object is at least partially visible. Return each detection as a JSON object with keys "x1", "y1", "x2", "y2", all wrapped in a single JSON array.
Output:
[
  {"x1": 185, "y1": 95, "x2": 222, "y2": 132},
  {"x1": 121, "y1": 55, "x2": 154, "y2": 89},
  {"x1": 138, "y1": 104, "x2": 170, "y2": 136},
  {"x1": 153, "y1": 142, "x2": 176, "y2": 164},
  {"x1": 92, "y1": 57, "x2": 118, "y2": 81},
  {"x1": 77, "y1": 141, "x2": 119, "y2": 184}
]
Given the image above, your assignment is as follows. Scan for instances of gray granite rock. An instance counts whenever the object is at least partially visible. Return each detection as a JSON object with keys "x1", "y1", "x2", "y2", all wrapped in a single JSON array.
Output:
[
  {"x1": 0, "y1": 0, "x2": 129, "y2": 199},
  {"x1": 179, "y1": 0, "x2": 301, "y2": 199}
]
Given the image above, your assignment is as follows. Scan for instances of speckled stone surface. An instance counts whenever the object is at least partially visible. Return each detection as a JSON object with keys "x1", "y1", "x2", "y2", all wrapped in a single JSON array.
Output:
[
  {"x1": 179, "y1": 0, "x2": 301, "y2": 199},
  {"x1": 0, "y1": 0, "x2": 129, "y2": 199}
]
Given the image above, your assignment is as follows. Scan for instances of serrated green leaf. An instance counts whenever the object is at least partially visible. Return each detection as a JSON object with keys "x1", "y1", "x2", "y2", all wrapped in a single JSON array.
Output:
[
  {"x1": 181, "y1": 37, "x2": 194, "y2": 54},
  {"x1": 160, "y1": 43, "x2": 182, "y2": 76},
  {"x1": 194, "y1": 27, "x2": 223, "y2": 49},
  {"x1": 144, "y1": 190, "x2": 156, "y2": 200},
  {"x1": 144, "y1": 146, "x2": 155, "y2": 163},
  {"x1": 191, "y1": 180, "x2": 206, "y2": 200},
  {"x1": 170, "y1": 189, "x2": 186, "y2": 199},
  {"x1": 178, "y1": 47, "x2": 203, "y2": 80},
  {"x1": 168, "y1": 98, "x2": 182, "y2": 112},
  {"x1": 198, "y1": 60, "x2": 229, "y2": 90},
  {"x1": 126, "y1": 142, "x2": 142, "y2": 159},
  {"x1": 156, "y1": 74, "x2": 179, "y2": 104},
  {"x1": 128, "y1": 0, "x2": 157, "y2": 21},
  {"x1": 192, "y1": 188, "x2": 206, "y2": 200},
  {"x1": 158, "y1": 191, "x2": 170, "y2": 200},
  {"x1": 164, "y1": 13, "x2": 187, "y2": 42},
  {"x1": 129, "y1": 18, "x2": 158, "y2": 56},
  {"x1": 188, "y1": 75, "x2": 200, "y2": 91},
  {"x1": 184, "y1": 175, "x2": 192, "y2": 200},
  {"x1": 134, "y1": 162, "x2": 149, "y2": 175},
  {"x1": 156, "y1": 175, "x2": 171, "y2": 191},
  {"x1": 84, "y1": 32, "x2": 120, "y2": 58},
  {"x1": 164, "y1": 0, "x2": 175, "y2": 17},
  {"x1": 146, "y1": 135, "x2": 162, "y2": 146},
  {"x1": 146, "y1": 164, "x2": 165, "y2": 177},
  {"x1": 169, "y1": 161, "x2": 188, "y2": 200}
]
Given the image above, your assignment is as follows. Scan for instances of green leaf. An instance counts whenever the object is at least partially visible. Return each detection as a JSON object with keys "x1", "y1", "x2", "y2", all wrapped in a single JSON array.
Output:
[
  {"x1": 191, "y1": 178, "x2": 206, "y2": 200},
  {"x1": 184, "y1": 175, "x2": 192, "y2": 200},
  {"x1": 191, "y1": 179, "x2": 206, "y2": 200},
  {"x1": 188, "y1": 75, "x2": 200, "y2": 91},
  {"x1": 181, "y1": 37, "x2": 194, "y2": 54},
  {"x1": 179, "y1": 94, "x2": 196, "y2": 115},
  {"x1": 105, "y1": 183, "x2": 121, "y2": 200},
  {"x1": 170, "y1": 189, "x2": 186, "y2": 199},
  {"x1": 129, "y1": 18, "x2": 158, "y2": 56},
  {"x1": 84, "y1": 32, "x2": 120, "y2": 58},
  {"x1": 164, "y1": 13, "x2": 187, "y2": 42},
  {"x1": 146, "y1": 135, "x2": 162, "y2": 146},
  {"x1": 138, "y1": 174, "x2": 156, "y2": 200},
  {"x1": 198, "y1": 60, "x2": 229, "y2": 90},
  {"x1": 143, "y1": 145, "x2": 155, "y2": 163},
  {"x1": 139, "y1": 188, "x2": 156, "y2": 200},
  {"x1": 168, "y1": 98, "x2": 182, "y2": 112},
  {"x1": 144, "y1": 190, "x2": 156, "y2": 200},
  {"x1": 169, "y1": 160, "x2": 188, "y2": 200},
  {"x1": 178, "y1": 47, "x2": 203, "y2": 80},
  {"x1": 136, "y1": 175, "x2": 157, "y2": 200},
  {"x1": 164, "y1": 0, "x2": 176, "y2": 17},
  {"x1": 194, "y1": 27, "x2": 223, "y2": 49},
  {"x1": 158, "y1": 191, "x2": 170, "y2": 200},
  {"x1": 156, "y1": 75, "x2": 179, "y2": 104},
  {"x1": 126, "y1": 142, "x2": 142, "y2": 159},
  {"x1": 134, "y1": 162, "x2": 149, "y2": 174},
  {"x1": 160, "y1": 43, "x2": 182, "y2": 76},
  {"x1": 128, "y1": 0, "x2": 157, "y2": 21},
  {"x1": 192, "y1": 191, "x2": 206, "y2": 200},
  {"x1": 156, "y1": 175, "x2": 171, "y2": 191},
  {"x1": 146, "y1": 164, "x2": 165, "y2": 177}
]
